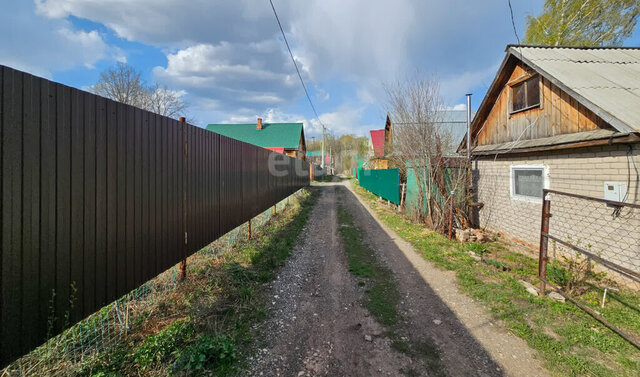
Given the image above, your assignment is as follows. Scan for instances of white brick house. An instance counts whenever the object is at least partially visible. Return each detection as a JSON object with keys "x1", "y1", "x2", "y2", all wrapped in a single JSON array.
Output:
[{"x1": 460, "y1": 45, "x2": 640, "y2": 251}]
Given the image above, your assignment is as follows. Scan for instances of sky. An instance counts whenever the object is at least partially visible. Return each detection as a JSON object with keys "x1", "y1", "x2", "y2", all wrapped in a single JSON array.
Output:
[{"x1": 1, "y1": 0, "x2": 639, "y2": 138}]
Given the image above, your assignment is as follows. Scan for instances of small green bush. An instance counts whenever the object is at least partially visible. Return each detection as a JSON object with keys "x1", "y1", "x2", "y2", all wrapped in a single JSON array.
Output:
[
  {"x1": 134, "y1": 320, "x2": 193, "y2": 369},
  {"x1": 173, "y1": 334, "x2": 236, "y2": 372},
  {"x1": 547, "y1": 263, "x2": 570, "y2": 288},
  {"x1": 467, "y1": 242, "x2": 486, "y2": 256}
]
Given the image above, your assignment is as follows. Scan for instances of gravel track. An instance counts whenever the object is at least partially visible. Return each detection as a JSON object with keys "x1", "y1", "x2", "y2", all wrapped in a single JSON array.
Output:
[{"x1": 243, "y1": 181, "x2": 549, "y2": 377}]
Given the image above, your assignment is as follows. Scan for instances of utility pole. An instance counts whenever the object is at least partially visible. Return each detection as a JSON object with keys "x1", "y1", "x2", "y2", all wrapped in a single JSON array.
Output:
[
  {"x1": 466, "y1": 94, "x2": 472, "y2": 160},
  {"x1": 321, "y1": 125, "x2": 325, "y2": 169}
]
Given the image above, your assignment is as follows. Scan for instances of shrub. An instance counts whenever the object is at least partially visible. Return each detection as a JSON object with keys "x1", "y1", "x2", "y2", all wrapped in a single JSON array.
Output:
[
  {"x1": 173, "y1": 334, "x2": 236, "y2": 372},
  {"x1": 134, "y1": 320, "x2": 193, "y2": 369}
]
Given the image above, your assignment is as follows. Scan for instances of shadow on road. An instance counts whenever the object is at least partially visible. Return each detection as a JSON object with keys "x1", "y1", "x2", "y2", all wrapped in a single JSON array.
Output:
[{"x1": 337, "y1": 185, "x2": 507, "y2": 377}]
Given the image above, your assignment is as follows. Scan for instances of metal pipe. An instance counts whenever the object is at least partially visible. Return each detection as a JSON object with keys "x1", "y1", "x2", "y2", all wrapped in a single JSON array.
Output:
[{"x1": 466, "y1": 94, "x2": 472, "y2": 160}]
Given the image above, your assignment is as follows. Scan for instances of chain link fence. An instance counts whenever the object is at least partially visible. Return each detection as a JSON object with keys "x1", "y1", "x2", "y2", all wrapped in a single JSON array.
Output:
[
  {"x1": 538, "y1": 189, "x2": 640, "y2": 348},
  {"x1": 1, "y1": 192, "x2": 299, "y2": 376}
]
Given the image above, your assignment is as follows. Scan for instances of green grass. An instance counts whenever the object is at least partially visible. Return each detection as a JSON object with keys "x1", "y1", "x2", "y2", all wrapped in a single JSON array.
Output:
[
  {"x1": 350, "y1": 182, "x2": 640, "y2": 377},
  {"x1": 337, "y1": 200, "x2": 447, "y2": 376},
  {"x1": 78, "y1": 188, "x2": 319, "y2": 376},
  {"x1": 337, "y1": 205, "x2": 399, "y2": 325}
]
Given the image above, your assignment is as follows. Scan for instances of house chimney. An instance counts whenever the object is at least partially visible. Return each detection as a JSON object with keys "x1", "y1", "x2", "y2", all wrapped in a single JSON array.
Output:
[{"x1": 257, "y1": 117, "x2": 263, "y2": 130}]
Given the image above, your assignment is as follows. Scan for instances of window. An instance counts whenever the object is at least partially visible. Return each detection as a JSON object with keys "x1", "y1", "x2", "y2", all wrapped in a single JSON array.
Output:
[
  {"x1": 510, "y1": 76, "x2": 540, "y2": 113},
  {"x1": 511, "y1": 166, "x2": 545, "y2": 200}
]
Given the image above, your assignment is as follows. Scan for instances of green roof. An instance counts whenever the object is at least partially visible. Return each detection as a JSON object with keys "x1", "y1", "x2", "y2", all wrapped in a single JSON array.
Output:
[
  {"x1": 306, "y1": 151, "x2": 322, "y2": 157},
  {"x1": 205, "y1": 122, "x2": 304, "y2": 149}
]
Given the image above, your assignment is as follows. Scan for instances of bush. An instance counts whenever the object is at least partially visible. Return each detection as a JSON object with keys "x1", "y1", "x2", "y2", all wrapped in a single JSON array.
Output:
[
  {"x1": 134, "y1": 320, "x2": 193, "y2": 369},
  {"x1": 173, "y1": 334, "x2": 236, "y2": 372}
]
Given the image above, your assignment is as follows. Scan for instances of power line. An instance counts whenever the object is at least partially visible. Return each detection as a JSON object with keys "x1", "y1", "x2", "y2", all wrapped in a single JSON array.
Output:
[
  {"x1": 268, "y1": 0, "x2": 326, "y2": 131},
  {"x1": 507, "y1": 0, "x2": 521, "y2": 44}
]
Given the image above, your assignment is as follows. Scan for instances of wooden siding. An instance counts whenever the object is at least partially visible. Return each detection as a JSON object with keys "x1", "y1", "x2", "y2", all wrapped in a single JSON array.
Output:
[{"x1": 476, "y1": 62, "x2": 608, "y2": 146}]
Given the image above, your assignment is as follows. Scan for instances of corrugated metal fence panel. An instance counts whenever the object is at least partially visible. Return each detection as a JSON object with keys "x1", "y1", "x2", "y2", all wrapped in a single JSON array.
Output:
[
  {"x1": 0, "y1": 65, "x2": 310, "y2": 366},
  {"x1": 358, "y1": 168, "x2": 400, "y2": 204}
]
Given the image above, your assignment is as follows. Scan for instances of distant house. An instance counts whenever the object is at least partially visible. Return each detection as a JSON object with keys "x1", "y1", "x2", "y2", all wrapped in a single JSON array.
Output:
[
  {"x1": 206, "y1": 118, "x2": 306, "y2": 160},
  {"x1": 368, "y1": 114, "x2": 393, "y2": 169},
  {"x1": 460, "y1": 45, "x2": 640, "y2": 247},
  {"x1": 306, "y1": 150, "x2": 330, "y2": 165}
]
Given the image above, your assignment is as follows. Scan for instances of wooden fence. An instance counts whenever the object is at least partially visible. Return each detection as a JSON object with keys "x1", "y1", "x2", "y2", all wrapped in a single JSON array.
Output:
[{"x1": 0, "y1": 65, "x2": 309, "y2": 366}]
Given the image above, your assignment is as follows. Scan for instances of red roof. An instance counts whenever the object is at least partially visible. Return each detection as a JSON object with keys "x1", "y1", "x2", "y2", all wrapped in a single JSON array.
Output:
[
  {"x1": 370, "y1": 129, "x2": 385, "y2": 157},
  {"x1": 265, "y1": 147, "x2": 285, "y2": 154}
]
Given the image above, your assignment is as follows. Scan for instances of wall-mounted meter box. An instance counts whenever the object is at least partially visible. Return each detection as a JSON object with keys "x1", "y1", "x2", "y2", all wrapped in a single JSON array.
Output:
[{"x1": 603, "y1": 182, "x2": 627, "y2": 202}]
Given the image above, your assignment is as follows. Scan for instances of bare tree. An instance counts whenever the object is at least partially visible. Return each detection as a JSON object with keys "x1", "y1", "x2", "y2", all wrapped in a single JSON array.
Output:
[
  {"x1": 144, "y1": 84, "x2": 188, "y2": 119},
  {"x1": 93, "y1": 62, "x2": 190, "y2": 120},
  {"x1": 92, "y1": 62, "x2": 148, "y2": 108},
  {"x1": 384, "y1": 76, "x2": 466, "y2": 231}
]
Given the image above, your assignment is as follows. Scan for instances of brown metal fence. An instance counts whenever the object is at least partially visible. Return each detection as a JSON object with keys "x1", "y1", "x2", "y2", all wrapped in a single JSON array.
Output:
[
  {"x1": 0, "y1": 65, "x2": 309, "y2": 366},
  {"x1": 538, "y1": 189, "x2": 640, "y2": 348}
]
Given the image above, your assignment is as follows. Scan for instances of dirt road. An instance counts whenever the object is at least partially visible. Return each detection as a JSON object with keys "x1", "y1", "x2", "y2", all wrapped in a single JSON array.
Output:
[{"x1": 245, "y1": 182, "x2": 548, "y2": 377}]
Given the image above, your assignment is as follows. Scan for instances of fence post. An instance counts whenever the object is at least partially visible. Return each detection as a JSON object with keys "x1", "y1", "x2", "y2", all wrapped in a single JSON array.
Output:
[
  {"x1": 179, "y1": 116, "x2": 187, "y2": 281},
  {"x1": 538, "y1": 189, "x2": 551, "y2": 295},
  {"x1": 273, "y1": 205, "x2": 277, "y2": 216},
  {"x1": 448, "y1": 193, "x2": 454, "y2": 240},
  {"x1": 247, "y1": 219, "x2": 252, "y2": 240},
  {"x1": 398, "y1": 183, "x2": 406, "y2": 212}
]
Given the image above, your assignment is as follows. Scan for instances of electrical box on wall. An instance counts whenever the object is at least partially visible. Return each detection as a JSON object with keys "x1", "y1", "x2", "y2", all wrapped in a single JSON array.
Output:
[{"x1": 603, "y1": 182, "x2": 627, "y2": 202}]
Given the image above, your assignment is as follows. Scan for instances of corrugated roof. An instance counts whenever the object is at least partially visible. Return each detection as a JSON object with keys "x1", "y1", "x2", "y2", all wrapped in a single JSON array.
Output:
[
  {"x1": 370, "y1": 129, "x2": 385, "y2": 157},
  {"x1": 508, "y1": 45, "x2": 640, "y2": 133},
  {"x1": 473, "y1": 129, "x2": 627, "y2": 154},
  {"x1": 205, "y1": 122, "x2": 303, "y2": 149}
]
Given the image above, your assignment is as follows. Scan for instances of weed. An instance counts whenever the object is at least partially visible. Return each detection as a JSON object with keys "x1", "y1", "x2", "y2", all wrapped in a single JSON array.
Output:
[
  {"x1": 173, "y1": 334, "x2": 236, "y2": 373},
  {"x1": 134, "y1": 320, "x2": 194, "y2": 369}
]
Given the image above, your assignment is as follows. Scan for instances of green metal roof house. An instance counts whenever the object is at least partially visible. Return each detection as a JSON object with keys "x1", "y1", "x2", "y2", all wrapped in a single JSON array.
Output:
[{"x1": 206, "y1": 118, "x2": 306, "y2": 160}]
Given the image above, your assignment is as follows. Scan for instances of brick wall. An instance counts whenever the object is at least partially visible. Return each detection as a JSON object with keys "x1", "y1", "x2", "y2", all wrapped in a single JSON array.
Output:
[{"x1": 474, "y1": 144, "x2": 640, "y2": 281}]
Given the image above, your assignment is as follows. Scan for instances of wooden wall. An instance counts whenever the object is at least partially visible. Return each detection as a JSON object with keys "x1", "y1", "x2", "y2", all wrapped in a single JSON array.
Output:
[{"x1": 476, "y1": 62, "x2": 608, "y2": 146}]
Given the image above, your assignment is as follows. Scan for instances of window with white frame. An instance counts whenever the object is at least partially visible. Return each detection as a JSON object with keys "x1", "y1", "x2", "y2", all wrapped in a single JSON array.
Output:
[{"x1": 511, "y1": 166, "x2": 545, "y2": 200}]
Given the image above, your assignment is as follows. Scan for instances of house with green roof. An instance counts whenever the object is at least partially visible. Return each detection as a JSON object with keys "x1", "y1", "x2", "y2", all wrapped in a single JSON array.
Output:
[{"x1": 205, "y1": 118, "x2": 306, "y2": 160}]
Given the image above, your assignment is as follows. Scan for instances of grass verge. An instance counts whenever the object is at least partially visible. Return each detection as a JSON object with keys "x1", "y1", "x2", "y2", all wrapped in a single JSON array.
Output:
[
  {"x1": 350, "y1": 180, "x2": 640, "y2": 377},
  {"x1": 75, "y1": 188, "x2": 318, "y2": 376}
]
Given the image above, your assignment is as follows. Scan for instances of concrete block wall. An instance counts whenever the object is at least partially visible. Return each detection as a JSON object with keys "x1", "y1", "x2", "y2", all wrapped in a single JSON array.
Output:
[{"x1": 474, "y1": 143, "x2": 640, "y2": 283}]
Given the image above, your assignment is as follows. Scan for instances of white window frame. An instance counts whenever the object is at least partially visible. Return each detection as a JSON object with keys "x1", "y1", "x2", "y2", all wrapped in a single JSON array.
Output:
[{"x1": 509, "y1": 164, "x2": 549, "y2": 203}]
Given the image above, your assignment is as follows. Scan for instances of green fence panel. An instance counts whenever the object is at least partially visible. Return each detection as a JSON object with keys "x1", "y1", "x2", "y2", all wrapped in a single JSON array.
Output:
[
  {"x1": 358, "y1": 168, "x2": 400, "y2": 204},
  {"x1": 405, "y1": 164, "x2": 467, "y2": 217}
]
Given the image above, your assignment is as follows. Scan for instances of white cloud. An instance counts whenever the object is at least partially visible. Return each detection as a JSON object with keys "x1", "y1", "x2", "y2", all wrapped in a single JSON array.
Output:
[
  {"x1": 152, "y1": 41, "x2": 303, "y2": 113},
  {"x1": 0, "y1": 1, "x2": 113, "y2": 77},
  {"x1": 29, "y1": 0, "x2": 545, "y2": 130}
]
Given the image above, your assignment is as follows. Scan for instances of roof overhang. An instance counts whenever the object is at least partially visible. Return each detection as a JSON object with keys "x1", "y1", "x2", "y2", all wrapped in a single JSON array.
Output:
[
  {"x1": 459, "y1": 46, "x2": 640, "y2": 155},
  {"x1": 470, "y1": 129, "x2": 640, "y2": 156}
]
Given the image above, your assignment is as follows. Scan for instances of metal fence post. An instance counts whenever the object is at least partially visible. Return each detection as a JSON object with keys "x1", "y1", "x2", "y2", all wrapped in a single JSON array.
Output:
[
  {"x1": 179, "y1": 116, "x2": 187, "y2": 281},
  {"x1": 538, "y1": 189, "x2": 551, "y2": 295},
  {"x1": 448, "y1": 193, "x2": 454, "y2": 240}
]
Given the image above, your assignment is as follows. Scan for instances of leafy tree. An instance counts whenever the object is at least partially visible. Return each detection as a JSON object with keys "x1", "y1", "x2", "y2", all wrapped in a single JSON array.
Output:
[{"x1": 524, "y1": 0, "x2": 640, "y2": 46}]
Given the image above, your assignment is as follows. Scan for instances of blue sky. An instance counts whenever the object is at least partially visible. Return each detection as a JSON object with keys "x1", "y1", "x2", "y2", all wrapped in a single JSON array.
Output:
[{"x1": 1, "y1": 0, "x2": 639, "y2": 138}]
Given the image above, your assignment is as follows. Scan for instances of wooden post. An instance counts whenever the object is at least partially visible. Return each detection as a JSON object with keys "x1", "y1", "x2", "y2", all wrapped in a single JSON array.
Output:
[
  {"x1": 398, "y1": 183, "x2": 406, "y2": 212},
  {"x1": 247, "y1": 219, "x2": 252, "y2": 240},
  {"x1": 538, "y1": 190, "x2": 551, "y2": 295},
  {"x1": 273, "y1": 205, "x2": 277, "y2": 216},
  {"x1": 179, "y1": 116, "x2": 187, "y2": 281}
]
